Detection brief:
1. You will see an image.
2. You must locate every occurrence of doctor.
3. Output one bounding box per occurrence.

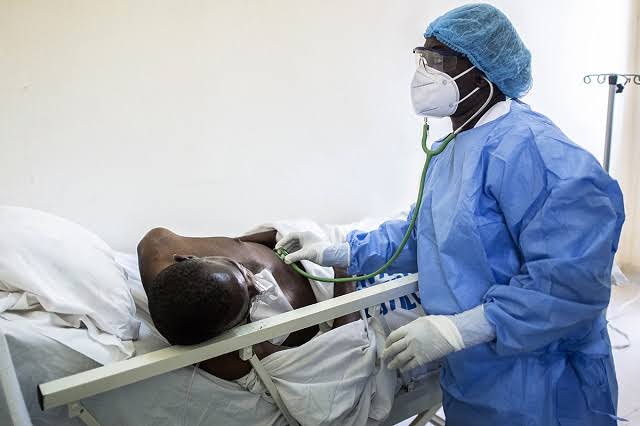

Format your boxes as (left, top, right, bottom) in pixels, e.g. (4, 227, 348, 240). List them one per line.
(276, 3, 625, 426)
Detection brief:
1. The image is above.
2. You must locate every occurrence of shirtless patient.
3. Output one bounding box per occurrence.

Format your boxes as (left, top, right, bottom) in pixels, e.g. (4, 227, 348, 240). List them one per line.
(137, 227, 358, 380)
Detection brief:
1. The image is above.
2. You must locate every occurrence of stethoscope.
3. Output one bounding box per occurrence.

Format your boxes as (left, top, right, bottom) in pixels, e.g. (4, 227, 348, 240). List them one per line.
(275, 77, 494, 283)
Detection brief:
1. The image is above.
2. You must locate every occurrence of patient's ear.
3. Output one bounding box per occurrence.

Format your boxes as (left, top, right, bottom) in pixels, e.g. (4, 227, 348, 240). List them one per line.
(173, 254, 197, 262)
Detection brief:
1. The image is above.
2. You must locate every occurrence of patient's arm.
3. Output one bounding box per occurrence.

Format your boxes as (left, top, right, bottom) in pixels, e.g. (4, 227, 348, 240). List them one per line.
(200, 341, 289, 380)
(331, 267, 360, 328)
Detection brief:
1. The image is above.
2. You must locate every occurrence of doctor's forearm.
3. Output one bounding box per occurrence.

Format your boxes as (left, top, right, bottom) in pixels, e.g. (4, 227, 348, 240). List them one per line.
(347, 230, 418, 275)
(450, 305, 496, 348)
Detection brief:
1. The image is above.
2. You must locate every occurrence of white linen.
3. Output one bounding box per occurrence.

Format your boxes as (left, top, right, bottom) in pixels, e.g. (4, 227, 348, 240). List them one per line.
(0, 206, 140, 364)
(113, 251, 164, 341)
(237, 317, 396, 426)
(1, 311, 135, 365)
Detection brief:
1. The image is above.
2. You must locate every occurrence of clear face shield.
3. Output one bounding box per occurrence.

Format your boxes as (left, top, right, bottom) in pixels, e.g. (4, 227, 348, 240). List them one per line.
(413, 46, 459, 73)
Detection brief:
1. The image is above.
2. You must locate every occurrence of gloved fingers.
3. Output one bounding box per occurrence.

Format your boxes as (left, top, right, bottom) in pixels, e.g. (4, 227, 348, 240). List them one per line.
(274, 236, 289, 250)
(399, 358, 420, 373)
(387, 348, 415, 371)
(385, 326, 409, 347)
(381, 336, 408, 361)
(283, 247, 314, 264)
(283, 251, 301, 264)
(275, 232, 302, 251)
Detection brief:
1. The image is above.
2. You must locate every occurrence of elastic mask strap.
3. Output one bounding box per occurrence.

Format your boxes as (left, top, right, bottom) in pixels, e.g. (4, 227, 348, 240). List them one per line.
(454, 86, 480, 107)
(452, 65, 476, 81)
(453, 78, 494, 135)
(451, 65, 479, 107)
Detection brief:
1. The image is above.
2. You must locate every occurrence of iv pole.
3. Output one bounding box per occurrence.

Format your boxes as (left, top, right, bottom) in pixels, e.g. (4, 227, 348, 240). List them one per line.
(583, 73, 640, 172)
(584, 73, 639, 349)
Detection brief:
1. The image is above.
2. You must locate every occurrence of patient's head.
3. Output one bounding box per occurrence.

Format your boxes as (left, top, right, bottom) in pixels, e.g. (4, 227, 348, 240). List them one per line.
(148, 255, 256, 345)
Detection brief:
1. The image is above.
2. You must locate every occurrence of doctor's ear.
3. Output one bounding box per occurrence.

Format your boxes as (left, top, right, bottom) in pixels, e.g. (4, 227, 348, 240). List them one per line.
(173, 254, 197, 262)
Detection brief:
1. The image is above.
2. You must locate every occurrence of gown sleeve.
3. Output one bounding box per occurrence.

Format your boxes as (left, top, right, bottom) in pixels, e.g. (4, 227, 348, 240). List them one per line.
(346, 207, 419, 276)
(482, 132, 625, 356)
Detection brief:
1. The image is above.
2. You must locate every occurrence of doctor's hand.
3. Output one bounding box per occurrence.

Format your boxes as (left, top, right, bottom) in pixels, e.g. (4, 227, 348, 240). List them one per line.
(382, 315, 466, 373)
(275, 231, 350, 268)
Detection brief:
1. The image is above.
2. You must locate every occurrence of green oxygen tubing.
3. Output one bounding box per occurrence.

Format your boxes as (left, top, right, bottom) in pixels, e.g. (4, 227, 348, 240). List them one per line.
(274, 119, 455, 283)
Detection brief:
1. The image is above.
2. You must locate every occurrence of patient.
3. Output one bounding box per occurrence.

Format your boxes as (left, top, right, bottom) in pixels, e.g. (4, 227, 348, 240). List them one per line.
(137, 227, 358, 380)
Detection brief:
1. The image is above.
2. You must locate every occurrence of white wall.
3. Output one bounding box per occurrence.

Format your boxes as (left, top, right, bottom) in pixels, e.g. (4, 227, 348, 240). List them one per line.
(1, 0, 637, 252)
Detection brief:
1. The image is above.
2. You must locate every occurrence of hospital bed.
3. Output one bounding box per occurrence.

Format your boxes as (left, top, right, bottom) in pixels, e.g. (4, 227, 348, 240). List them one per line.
(0, 208, 443, 426)
(27, 273, 442, 426)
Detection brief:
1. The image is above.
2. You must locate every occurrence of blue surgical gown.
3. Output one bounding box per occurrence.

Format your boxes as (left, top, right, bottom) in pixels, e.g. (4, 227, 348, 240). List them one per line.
(347, 100, 625, 426)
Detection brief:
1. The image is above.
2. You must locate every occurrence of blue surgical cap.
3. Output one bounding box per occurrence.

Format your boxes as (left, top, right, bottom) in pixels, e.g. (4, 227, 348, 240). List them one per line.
(425, 3, 532, 99)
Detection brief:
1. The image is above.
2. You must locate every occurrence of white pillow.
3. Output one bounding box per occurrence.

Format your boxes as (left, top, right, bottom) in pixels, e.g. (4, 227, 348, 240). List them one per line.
(0, 206, 139, 340)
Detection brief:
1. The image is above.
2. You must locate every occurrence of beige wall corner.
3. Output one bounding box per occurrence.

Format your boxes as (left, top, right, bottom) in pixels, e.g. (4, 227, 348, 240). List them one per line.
(615, 0, 640, 275)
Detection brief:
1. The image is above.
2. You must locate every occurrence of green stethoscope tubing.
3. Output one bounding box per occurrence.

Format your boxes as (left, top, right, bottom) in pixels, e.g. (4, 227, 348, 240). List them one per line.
(274, 121, 456, 283)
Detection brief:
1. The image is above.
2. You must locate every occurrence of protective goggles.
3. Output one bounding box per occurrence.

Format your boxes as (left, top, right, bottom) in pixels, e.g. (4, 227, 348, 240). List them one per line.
(413, 46, 459, 73)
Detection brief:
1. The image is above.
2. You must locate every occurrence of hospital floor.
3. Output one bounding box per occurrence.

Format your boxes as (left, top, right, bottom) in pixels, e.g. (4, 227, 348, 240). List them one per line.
(396, 281, 640, 425)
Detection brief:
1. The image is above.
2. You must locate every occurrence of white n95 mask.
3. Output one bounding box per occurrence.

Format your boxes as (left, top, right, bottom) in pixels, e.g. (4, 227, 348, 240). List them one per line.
(410, 64, 478, 117)
(249, 269, 294, 345)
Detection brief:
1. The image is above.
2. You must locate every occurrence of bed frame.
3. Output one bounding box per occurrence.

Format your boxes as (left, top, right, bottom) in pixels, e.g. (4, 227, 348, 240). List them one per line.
(38, 275, 443, 426)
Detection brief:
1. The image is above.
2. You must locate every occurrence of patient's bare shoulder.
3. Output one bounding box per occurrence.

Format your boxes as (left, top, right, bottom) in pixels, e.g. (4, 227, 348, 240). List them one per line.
(137, 227, 177, 291)
(137, 227, 176, 257)
(137, 227, 245, 289)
